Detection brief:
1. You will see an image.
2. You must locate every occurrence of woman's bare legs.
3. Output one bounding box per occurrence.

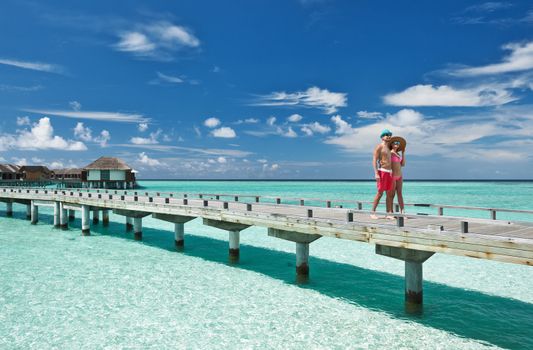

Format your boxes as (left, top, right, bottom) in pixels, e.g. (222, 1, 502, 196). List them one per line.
(396, 178, 404, 213)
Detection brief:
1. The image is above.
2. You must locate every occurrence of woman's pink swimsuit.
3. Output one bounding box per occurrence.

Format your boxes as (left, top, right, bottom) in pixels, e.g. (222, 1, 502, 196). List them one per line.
(391, 153, 403, 181)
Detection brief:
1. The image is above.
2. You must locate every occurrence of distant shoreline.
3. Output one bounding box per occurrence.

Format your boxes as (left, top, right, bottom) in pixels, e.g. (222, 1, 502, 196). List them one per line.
(137, 179, 533, 182)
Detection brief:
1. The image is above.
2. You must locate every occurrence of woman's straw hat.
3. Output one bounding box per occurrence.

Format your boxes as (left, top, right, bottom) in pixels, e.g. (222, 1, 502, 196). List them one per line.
(389, 136, 407, 151)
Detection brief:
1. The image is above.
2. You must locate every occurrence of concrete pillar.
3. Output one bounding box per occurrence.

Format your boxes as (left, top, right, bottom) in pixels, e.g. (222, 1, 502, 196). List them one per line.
(174, 223, 184, 247)
(26, 204, 31, 220)
(31, 201, 38, 225)
(126, 216, 133, 231)
(229, 230, 240, 259)
(59, 202, 68, 230)
(54, 201, 61, 228)
(92, 209, 99, 224)
(81, 205, 90, 236)
(60, 203, 68, 230)
(102, 210, 109, 226)
(375, 245, 434, 307)
(405, 261, 423, 304)
(69, 209, 75, 221)
(133, 217, 142, 240)
(6, 202, 13, 217)
(296, 242, 310, 276)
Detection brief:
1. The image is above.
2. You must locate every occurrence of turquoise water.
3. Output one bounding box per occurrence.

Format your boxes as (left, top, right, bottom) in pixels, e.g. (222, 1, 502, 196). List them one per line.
(1, 181, 532, 349)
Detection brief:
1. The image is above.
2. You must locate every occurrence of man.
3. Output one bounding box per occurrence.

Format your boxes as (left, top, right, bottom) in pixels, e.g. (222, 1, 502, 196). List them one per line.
(371, 129, 394, 219)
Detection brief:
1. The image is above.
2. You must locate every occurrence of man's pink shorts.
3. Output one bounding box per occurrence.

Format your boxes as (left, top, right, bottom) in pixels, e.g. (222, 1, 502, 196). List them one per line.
(377, 170, 394, 192)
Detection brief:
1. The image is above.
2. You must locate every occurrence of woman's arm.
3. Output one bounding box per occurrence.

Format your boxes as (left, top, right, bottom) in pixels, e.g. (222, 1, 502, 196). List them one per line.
(401, 150, 406, 167)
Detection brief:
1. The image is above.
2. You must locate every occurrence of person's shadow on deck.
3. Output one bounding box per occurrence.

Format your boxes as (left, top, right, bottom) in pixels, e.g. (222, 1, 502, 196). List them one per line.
(14, 210, 533, 350)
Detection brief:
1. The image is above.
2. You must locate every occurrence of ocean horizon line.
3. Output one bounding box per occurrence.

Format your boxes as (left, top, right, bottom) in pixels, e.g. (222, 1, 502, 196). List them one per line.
(137, 178, 533, 182)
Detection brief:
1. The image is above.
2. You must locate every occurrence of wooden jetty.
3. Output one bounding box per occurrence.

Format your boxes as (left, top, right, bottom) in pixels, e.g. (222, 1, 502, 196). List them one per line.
(1, 187, 532, 307)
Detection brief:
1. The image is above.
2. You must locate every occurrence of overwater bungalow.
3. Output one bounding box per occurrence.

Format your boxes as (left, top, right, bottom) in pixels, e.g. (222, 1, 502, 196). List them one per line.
(81, 156, 136, 189)
(20, 165, 52, 181)
(0, 164, 22, 180)
(51, 168, 82, 181)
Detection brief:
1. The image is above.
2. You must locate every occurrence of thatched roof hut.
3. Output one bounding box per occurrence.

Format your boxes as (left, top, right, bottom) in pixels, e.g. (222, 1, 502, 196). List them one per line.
(83, 157, 132, 170)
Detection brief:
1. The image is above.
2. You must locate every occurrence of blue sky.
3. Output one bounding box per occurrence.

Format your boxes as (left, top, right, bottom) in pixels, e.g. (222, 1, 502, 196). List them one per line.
(0, 0, 532, 179)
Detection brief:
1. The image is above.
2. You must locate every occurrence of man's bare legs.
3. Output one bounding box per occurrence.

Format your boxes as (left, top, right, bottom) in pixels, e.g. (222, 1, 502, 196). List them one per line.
(386, 181, 396, 219)
(371, 191, 383, 219)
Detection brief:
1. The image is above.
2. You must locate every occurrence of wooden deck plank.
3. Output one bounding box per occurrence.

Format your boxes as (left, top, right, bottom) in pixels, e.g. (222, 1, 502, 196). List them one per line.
(2, 189, 533, 266)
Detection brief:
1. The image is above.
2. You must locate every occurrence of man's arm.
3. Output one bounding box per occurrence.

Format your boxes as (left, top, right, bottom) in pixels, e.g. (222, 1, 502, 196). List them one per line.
(372, 145, 381, 179)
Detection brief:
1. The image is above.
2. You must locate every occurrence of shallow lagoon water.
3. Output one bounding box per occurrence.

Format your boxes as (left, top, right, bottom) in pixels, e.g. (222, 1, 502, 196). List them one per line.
(1, 181, 532, 349)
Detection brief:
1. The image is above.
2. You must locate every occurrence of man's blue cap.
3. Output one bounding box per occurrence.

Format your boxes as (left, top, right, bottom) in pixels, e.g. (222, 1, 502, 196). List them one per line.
(380, 129, 392, 138)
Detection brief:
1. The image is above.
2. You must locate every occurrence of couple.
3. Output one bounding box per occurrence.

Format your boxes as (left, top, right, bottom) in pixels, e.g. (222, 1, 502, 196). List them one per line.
(371, 129, 406, 219)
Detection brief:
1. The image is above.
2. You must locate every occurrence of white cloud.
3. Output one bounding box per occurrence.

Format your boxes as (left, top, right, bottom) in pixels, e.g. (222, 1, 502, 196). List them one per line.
(94, 130, 111, 147)
(153, 71, 184, 84)
(212, 127, 236, 138)
(150, 22, 200, 47)
(137, 152, 164, 167)
(114, 21, 200, 60)
(383, 84, 517, 107)
(453, 41, 533, 76)
(69, 101, 81, 111)
(23, 109, 150, 123)
(330, 115, 352, 135)
(284, 126, 298, 138)
(12, 157, 28, 166)
(266, 116, 277, 126)
(131, 129, 161, 145)
(31, 157, 44, 163)
(74, 122, 92, 141)
(193, 126, 202, 137)
(254, 86, 347, 114)
(287, 114, 303, 122)
(325, 107, 533, 162)
(0, 117, 86, 151)
(217, 156, 227, 163)
(115, 32, 156, 53)
(0, 84, 42, 92)
(204, 117, 221, 128)
(138, 123, 149, 132)
(300, 121, 331, 136)
(49, 161, 64, 169)
(118, 143, 252, 157)
(16, 116, 30, 126)
(235, 118, 259, 124)
(0, 58, 65, 74)
(73, 122, 110, 147)
(357, 111, 383, 119)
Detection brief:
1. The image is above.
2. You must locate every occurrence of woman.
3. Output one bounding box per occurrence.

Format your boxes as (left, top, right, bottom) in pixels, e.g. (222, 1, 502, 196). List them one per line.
(389, 136, 406, 214)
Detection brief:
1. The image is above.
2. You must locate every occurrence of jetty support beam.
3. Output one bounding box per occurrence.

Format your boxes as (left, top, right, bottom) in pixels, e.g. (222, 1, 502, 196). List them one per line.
(268, 228, 321, 276)
(53, 201, 61, 228)
(69, 209, 75, 221)
(126, 217, 133, 231)
(152, 213, 195, 248)
(203, 218, 250, 261)
(102, 210, 109, 226)
(31, 201, 38, 225)
(92, 208, 99, 224)
(81, 205, 90, 235)
(375, 244, 434, 305)
(113, 209, 151, 240)
(26, 204, 31, 220)
(60, 202, 68, 230)
(6, 201, 13, 217)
